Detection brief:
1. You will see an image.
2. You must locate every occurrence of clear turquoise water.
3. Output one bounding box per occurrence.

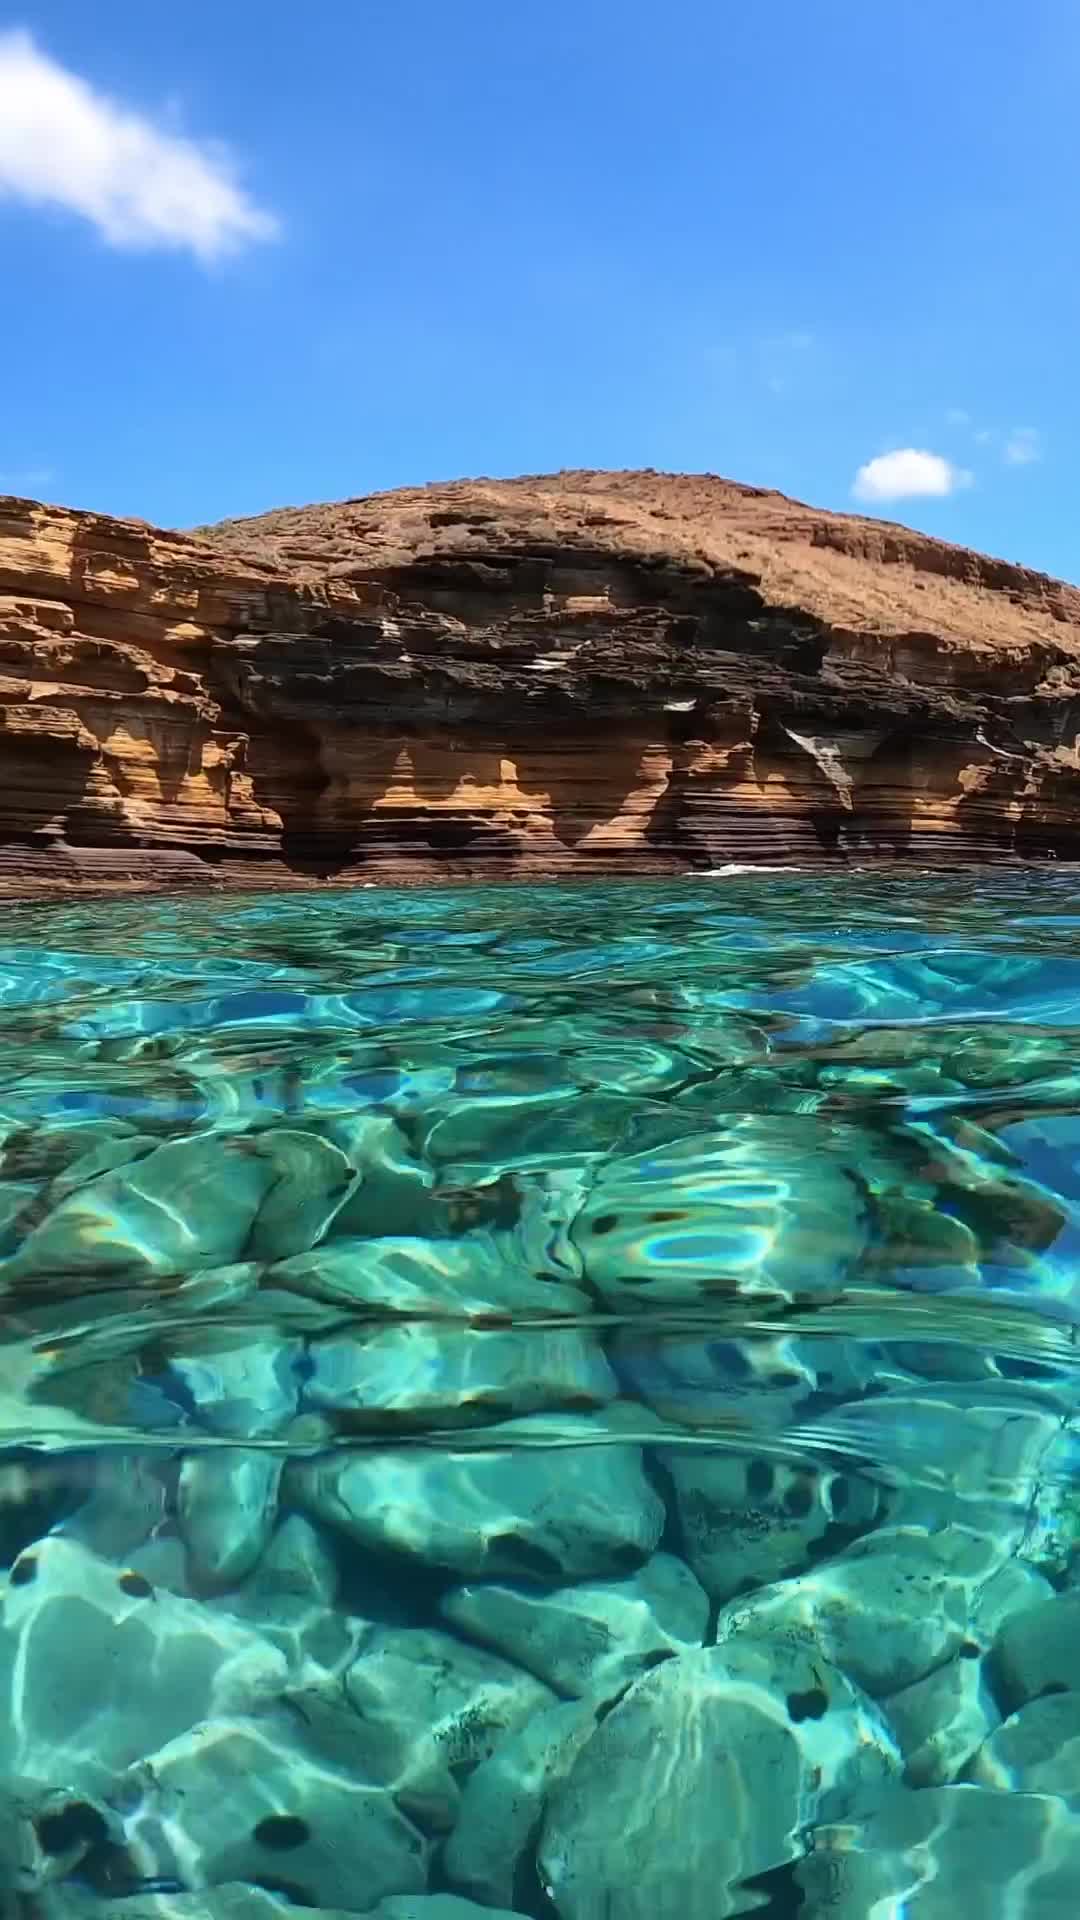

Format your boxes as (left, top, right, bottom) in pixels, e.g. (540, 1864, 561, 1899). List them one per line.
(6, 871, 1080, 1916)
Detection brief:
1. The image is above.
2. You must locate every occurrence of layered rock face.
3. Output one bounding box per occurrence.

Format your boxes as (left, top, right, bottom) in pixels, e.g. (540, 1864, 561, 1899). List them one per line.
(2, 468, 1080, 891)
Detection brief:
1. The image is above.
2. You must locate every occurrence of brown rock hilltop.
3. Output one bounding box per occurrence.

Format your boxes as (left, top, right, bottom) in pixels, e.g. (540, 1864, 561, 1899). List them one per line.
(2, 467, 1080, 893)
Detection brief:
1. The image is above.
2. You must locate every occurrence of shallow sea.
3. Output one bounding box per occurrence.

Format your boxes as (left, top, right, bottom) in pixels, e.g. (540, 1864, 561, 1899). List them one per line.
(5, 870, 1080, 1916)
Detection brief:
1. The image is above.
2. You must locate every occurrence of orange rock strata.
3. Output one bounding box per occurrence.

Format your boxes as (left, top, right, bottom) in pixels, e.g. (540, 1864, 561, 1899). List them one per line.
(1, 469, 1079, 892)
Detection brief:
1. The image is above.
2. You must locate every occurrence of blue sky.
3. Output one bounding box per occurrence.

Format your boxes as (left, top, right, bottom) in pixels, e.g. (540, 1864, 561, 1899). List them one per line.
(0, 1, 1075, 576)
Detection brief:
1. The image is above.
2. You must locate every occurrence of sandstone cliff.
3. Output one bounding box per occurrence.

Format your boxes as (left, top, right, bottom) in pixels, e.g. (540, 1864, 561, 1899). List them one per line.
(1, 468, 1080, 892)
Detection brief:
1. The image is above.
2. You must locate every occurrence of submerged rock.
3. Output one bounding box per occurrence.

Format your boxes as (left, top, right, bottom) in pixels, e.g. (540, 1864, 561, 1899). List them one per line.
(968, 1559, 1055, 1649)
(884, 1653, 1000, 1786)
(714, 1525, 1004, 1697)
(971, 1692, 1080, 1794)
(57, 1898, 523, 1920)
(441, 1552, 709, 1699)
(246, 1129, 357, 1259)
(571, 1121, 867, 1308)
(503, 1172, 588, 1288)
(270, 1233, 590, 1320)
(286, 1410, 666, 1580)
(444, 1699, 600, 1907)
(833, 1387, 1068, 1548)
(660, 1448, 878, 1601)
(246, 1512, 340, 1605)
(419, 1089, 651, 1183)
(288, 1625, 554, 1831)
(177, 1451, 282, 1592)
(58, 1453, 169, 1561)
(122, 1713, 428, 1912)
(0, 1537, 286, 1795)
(222, 1513, 351, 1671)
(867, 1188, 982, 1278)
(321, 1112, 444, 1239)
(359, 1900, 524, 1920)
(0, 1179, 39, 1254)
(989, 1589, 1080, 1710)
(0, 1778, 116, 1892)
(33, 1890, 362, 1920)
(796, 1784, 1080, 1916)
(539, 1638, 899, 1920)
(168, 1335, 301, 1437)
(59, 1897, 520, 1920)
(0, 1134, 276, 1280)
(611, 1327, 874, 1430)
(45, 1133, 159, 1204)
(304, 1321, 616, 1428)
(0, 1120, 143, 1186)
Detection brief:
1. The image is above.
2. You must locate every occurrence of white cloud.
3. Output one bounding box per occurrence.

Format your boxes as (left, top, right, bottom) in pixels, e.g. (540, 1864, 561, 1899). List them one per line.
(945, 407, 971, 427)
(1004, 427, 1042, 467)
(0, 29, 277, 261)
(852, 448, 973, 504)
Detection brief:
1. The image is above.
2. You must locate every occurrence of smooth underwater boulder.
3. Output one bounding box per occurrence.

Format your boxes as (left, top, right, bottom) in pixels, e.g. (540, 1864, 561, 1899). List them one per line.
(538, 1637, 900, 1920)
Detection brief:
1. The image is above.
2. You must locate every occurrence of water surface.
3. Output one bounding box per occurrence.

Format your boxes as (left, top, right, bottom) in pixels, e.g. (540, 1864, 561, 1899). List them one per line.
(4, 870, 1080, 1917)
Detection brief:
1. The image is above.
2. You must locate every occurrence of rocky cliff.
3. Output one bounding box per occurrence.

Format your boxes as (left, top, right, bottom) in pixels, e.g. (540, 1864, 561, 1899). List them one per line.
(2, 468, 1080, 892)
